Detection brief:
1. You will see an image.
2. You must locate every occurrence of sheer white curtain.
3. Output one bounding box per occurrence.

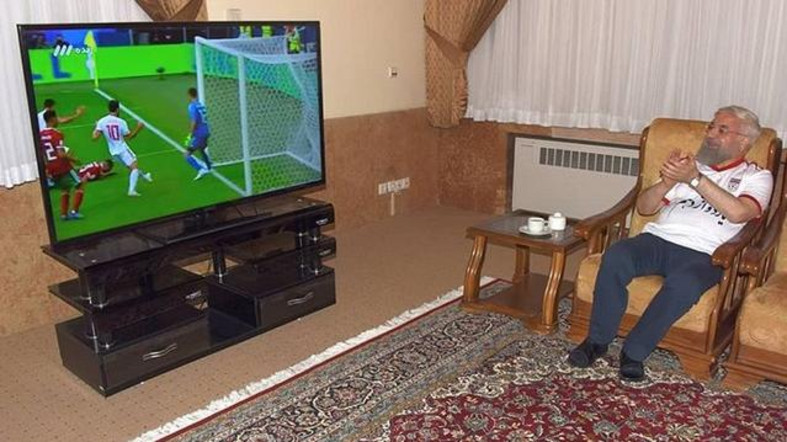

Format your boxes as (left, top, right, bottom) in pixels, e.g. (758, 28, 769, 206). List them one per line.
(467, 0, 787, 137)
(0, 0, 149, 188)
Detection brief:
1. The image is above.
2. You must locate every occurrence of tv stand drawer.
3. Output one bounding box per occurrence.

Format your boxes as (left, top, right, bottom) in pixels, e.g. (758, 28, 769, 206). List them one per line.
(258, 272, 335, 330)
(207, 268, 335, 331)
(56, 309, 210, 395)
(103, 314, 210, 389)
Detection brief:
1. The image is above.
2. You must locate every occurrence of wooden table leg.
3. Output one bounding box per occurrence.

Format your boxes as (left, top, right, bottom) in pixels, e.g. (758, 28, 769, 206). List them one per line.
(513, 245, 530, 283)
(537, 250, 567, 334)
(462, 235, 488, 303)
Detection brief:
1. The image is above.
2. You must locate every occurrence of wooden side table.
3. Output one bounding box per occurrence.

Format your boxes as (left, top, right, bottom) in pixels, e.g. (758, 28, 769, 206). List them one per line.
(461, 210, 585, 334)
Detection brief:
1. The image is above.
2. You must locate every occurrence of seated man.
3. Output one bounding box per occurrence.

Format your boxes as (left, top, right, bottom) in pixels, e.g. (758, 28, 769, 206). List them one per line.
(568, 106, 773, 381)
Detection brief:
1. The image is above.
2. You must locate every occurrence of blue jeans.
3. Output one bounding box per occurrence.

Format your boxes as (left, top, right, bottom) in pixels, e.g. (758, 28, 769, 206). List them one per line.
(588, 233, 723, 361)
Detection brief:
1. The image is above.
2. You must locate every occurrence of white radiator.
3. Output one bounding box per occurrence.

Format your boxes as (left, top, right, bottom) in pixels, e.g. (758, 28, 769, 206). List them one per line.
(511, 136, 639, 218)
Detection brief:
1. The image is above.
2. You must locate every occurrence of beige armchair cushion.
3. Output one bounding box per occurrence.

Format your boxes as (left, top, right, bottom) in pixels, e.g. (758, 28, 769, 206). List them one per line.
(737, 272, 787, 354)
(576, 253, 719, 333)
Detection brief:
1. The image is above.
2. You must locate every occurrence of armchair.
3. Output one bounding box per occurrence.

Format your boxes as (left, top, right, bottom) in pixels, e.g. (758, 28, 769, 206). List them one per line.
(723, 176, 787, 390)
(567, 118, 782, 380)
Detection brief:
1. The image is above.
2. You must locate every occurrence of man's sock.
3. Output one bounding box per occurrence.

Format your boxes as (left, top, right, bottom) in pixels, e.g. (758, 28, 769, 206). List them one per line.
(186, 155, 202, 171)
(60, 193, 69, 218)
(201, 149, 212, 170)
(129, 169, 140, 194)
(72, 189, 84, 212)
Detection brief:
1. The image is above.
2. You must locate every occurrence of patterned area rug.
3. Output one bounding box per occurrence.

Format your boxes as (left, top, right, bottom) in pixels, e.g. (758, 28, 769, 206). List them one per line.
(157, 280, 787, 441)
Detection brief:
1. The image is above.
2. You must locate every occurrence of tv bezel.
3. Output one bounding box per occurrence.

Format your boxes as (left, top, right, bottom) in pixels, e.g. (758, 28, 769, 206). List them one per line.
(17, 20, 327, 251)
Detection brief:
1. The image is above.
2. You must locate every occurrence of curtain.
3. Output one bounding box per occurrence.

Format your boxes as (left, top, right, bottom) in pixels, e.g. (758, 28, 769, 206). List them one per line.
(467, 0, 787, 138)
(134, 0, 207, 21)
(0, 1, 148, 189)
(424, 0, 508, 128)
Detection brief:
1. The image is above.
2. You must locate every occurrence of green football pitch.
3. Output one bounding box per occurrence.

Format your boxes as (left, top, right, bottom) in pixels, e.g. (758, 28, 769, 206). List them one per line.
(34, 74, 321, 242)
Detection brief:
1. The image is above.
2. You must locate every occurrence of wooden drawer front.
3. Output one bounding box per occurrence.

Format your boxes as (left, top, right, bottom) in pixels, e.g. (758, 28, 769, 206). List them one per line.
(103, 314, 210, 389)
(258, 272, 335, 330)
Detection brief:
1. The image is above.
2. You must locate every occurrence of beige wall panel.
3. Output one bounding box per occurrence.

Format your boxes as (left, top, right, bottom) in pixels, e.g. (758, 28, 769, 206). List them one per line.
(207, 0, 426, 118)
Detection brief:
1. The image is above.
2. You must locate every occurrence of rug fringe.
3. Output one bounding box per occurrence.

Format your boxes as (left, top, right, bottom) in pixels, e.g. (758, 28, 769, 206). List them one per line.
(133, 277, 494, 442)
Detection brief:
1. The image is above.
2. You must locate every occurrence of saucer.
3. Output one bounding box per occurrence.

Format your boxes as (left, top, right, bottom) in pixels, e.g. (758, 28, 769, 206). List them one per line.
(518, 225, 553, 236)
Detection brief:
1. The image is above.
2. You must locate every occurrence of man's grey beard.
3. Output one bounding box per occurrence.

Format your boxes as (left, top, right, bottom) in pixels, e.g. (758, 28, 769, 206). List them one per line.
(695, 140, 731, 166)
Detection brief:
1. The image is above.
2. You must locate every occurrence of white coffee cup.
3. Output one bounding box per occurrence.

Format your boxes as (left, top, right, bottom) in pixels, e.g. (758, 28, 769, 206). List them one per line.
(527, 217, 545, 233)
(549, 212, 566, 231)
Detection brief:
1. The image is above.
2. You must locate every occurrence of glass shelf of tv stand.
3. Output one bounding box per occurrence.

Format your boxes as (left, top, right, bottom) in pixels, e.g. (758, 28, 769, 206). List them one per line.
(42, 231, 164, 272)
(135, 195, 330, 245)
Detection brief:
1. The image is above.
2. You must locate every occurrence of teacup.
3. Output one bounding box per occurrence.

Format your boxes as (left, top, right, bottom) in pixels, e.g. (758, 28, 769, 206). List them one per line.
(527, 217, 546, 233)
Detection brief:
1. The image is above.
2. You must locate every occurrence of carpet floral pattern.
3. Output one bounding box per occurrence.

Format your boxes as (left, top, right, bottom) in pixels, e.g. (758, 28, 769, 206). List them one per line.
(169, 281, 787, 441)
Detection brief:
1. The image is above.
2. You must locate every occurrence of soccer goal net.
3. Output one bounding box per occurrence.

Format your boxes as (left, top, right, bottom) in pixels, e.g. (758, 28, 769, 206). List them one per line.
(194, 36, 322, 196)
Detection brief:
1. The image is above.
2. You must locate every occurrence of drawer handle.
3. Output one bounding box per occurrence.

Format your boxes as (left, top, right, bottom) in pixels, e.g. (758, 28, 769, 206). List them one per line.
(142, 343, 178, 361)
(287, 291, 315, 306)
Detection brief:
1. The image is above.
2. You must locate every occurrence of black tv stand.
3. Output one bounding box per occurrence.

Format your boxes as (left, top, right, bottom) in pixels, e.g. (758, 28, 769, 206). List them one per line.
(44, 196, 336, 396)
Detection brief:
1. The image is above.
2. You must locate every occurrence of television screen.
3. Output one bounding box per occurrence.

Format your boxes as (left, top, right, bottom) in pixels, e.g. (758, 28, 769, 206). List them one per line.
(17, 22, 325, 246)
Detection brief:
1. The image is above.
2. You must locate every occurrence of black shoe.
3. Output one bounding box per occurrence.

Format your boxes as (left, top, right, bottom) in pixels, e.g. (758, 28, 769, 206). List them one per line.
(619, 352, 645, 381)
(568, 339, 608, 368)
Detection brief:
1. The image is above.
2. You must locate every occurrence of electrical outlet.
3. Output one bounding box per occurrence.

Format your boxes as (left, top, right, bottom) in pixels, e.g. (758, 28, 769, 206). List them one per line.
(385, 178, 408, 193)
(379, 178, 409, 195)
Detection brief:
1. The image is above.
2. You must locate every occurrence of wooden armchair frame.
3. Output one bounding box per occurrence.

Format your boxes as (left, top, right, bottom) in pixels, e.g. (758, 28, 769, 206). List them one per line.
(567, 120, 782, 380)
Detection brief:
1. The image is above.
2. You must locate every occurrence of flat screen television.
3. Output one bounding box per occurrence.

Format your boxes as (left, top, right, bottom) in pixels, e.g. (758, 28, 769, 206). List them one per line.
(17, 21, 325, 248)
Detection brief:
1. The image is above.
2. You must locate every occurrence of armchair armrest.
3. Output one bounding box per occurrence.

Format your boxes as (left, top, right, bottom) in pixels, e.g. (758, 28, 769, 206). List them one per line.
(712, 218, 764, 268)
(741, 206, 787, 276)
(574, 185, 639, 240)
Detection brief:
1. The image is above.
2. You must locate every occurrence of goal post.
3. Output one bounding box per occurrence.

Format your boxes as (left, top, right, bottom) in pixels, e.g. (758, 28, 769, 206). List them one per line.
(194, 36, 321, 196)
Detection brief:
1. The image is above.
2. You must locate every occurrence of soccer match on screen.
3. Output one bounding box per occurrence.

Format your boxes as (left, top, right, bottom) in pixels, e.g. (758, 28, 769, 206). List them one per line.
(23, 23, 323, 242)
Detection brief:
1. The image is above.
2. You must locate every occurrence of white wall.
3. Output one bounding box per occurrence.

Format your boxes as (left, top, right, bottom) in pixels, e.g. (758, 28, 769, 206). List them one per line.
(207, 0, 426, 119)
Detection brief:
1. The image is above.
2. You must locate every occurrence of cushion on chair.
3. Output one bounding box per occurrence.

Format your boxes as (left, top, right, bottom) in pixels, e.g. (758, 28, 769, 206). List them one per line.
(737, 271, 787, 354)
(576, 253, 719, 333)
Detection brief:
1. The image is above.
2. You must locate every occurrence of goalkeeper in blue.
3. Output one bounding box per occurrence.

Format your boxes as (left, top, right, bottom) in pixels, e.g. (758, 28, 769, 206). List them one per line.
(185, 87, 212, 180)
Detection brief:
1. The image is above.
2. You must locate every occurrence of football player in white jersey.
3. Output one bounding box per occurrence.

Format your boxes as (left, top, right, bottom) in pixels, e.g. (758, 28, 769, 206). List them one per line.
(92, 100, 152, 196)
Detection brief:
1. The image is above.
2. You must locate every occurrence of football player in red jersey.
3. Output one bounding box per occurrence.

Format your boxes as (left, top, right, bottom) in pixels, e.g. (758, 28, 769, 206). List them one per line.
(40, 110, 85, 220)
(78, 159, 113, 182)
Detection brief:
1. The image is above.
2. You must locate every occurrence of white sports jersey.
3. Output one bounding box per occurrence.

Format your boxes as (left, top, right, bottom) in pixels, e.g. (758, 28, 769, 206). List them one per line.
(642, 159, 773, 255)
(37, 109, 46, 131)
(95, 114, 131, 155)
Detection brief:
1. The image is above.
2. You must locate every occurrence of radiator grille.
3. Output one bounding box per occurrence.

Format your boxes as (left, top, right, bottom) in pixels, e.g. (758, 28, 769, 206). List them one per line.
(538, 147, 639, 176)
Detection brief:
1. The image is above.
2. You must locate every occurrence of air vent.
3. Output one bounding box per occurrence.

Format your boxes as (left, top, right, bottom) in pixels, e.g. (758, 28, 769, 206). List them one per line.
(539, 147, 639, 176)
